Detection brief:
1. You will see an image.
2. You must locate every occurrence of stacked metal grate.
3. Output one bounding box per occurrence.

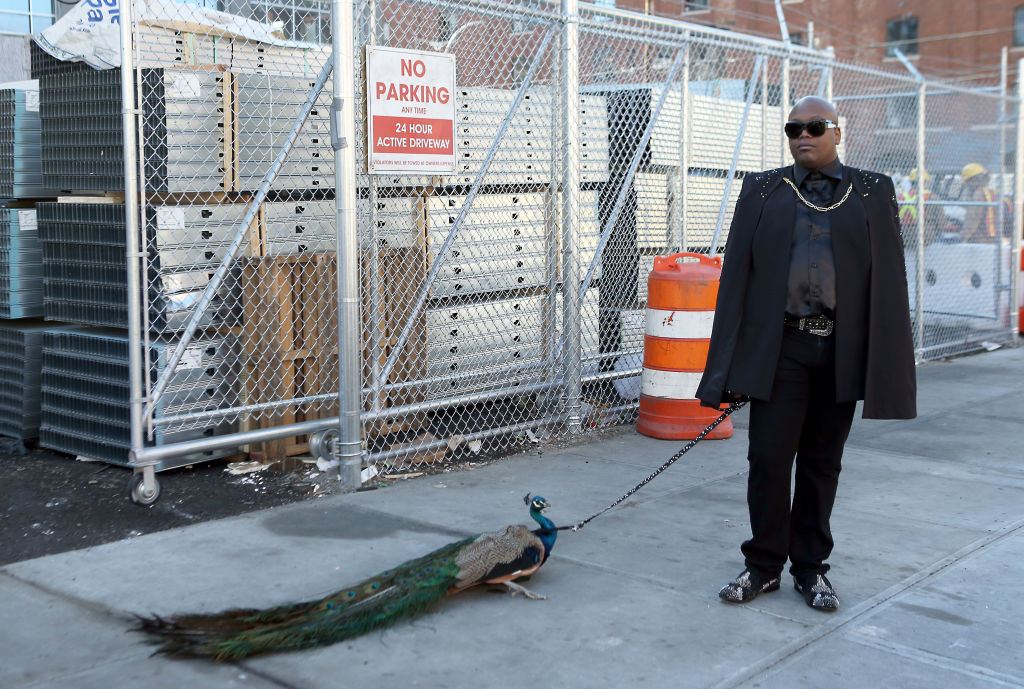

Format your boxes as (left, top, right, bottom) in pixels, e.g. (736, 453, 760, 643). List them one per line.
(0, 320, 48, 440)
(439, 88, 610, 187)
(29, 42, 92, 80)
(1, 82, 53, 199)
(39, 67, 231, 193)
(40, 327, 240, 467)
(37, 202, 241, 331)
(235, 72, 334, 193)
(0, 207, 43, 318)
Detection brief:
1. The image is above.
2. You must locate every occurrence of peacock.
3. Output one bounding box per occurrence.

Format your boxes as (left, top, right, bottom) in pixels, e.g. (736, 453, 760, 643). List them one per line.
(138, 494, 557, 661)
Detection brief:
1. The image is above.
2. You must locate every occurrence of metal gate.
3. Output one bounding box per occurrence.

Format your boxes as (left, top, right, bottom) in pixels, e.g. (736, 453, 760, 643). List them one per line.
(112, 0, 1020, 489)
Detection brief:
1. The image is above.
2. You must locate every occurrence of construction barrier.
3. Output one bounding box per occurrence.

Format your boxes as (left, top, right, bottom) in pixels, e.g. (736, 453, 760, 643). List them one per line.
(638, 253, 732, 440)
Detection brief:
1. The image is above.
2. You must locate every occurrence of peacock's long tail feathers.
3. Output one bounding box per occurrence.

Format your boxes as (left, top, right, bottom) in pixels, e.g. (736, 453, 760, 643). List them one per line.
(139, 536, 475, 661)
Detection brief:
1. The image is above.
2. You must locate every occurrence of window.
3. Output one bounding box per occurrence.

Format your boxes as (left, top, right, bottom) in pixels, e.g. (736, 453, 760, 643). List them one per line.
(1015, 6, 1024, 46)
(0, 0, 54, 35)
(685, 0, 710, 10)
(789, 31, 804, 46)
(886, 15, 918, 57)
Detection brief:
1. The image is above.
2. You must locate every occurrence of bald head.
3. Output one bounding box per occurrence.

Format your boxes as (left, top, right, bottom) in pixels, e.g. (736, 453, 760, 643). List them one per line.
(789, 96, 838, 122)
(787, 96, 841, 170)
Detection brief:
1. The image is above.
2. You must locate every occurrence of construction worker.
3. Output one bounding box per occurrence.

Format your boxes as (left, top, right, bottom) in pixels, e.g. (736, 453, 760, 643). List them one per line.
(897, 169, 936, 246)
(960, 163, 1001, 243)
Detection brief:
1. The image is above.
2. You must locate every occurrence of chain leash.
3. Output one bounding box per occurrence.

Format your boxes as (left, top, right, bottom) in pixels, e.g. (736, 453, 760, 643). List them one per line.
(781, 177, 853, 212)
(557, 400, 748, 533)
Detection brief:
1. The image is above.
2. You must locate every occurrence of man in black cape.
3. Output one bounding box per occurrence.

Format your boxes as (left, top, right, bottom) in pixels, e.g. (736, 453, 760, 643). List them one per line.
(696, 96, 917, 612)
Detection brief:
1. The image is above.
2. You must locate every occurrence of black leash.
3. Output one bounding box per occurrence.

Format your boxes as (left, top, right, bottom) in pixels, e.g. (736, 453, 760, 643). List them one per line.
(556, 400, 747, 533)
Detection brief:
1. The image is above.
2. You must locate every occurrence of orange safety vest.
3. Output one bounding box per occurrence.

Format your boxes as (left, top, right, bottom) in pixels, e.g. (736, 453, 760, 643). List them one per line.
(979, 187, 998, 238)
(898, 188, 931, 225)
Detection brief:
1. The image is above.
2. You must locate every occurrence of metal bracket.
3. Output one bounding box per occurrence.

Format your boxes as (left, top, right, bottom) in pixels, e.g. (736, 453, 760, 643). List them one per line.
(330, 96, 347, 151)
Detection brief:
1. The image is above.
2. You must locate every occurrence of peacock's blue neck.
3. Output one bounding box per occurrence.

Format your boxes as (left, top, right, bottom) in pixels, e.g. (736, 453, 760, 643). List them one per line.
(530, 508, 557, 553)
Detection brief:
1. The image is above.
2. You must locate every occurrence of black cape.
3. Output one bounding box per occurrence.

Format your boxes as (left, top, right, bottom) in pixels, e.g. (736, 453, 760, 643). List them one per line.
(696, 164, 917, 420)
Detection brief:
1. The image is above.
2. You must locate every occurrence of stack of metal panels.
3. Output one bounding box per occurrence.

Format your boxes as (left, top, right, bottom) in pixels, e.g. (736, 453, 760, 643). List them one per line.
(39, 67, 230, 193)
(262, 196, 418, 254)
(0, 207, 42, 318)
(555, 287, 601, 377)
(40, 327, 240, 467)
(37, 202, 242, 331)
(438, 88, 611, 187)
(684, 174, 741, 249)
(1, 81, 53, 198)
(687, 94, 788, 172)
(425, 192, 549, 298)
(555, 188, 602, 281)
(577, 93, 612, 184)
(0, 320, 48, 439)
(235, 73, 333, 193)
(423, 293, 547, 398)
(29, 42, 91, 80)
(634, 172, 674, 249)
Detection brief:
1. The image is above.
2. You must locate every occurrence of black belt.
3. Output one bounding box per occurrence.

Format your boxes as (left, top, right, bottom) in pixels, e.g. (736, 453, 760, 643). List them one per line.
(784, 314, 834, 336)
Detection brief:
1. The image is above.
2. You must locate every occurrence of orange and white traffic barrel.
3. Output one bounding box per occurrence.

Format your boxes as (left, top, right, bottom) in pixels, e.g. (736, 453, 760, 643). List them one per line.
(637, 252, 733, 440)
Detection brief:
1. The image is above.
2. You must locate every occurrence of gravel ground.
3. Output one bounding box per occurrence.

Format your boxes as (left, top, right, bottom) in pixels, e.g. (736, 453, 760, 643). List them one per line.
(0, 446, 337, 566)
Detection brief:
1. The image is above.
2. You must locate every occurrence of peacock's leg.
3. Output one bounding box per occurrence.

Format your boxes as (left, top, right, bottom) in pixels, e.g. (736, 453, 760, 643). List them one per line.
(503, 581, 547, 600)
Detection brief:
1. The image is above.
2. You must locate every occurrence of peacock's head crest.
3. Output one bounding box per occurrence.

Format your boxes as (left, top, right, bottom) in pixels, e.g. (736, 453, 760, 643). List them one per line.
(523, 493, 550, 512)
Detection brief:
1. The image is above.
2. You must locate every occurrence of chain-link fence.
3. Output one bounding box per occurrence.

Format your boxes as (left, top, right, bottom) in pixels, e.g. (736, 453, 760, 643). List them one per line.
(108, 0, 1019, 479)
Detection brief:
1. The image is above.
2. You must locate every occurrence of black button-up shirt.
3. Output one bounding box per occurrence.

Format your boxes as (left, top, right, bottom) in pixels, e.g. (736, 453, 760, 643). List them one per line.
(786, 158, 842, 318)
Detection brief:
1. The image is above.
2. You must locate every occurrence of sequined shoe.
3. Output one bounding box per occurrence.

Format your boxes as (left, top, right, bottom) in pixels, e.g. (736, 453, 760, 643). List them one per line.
(718, 568, 781, 603)
(794, 573, 840, 612)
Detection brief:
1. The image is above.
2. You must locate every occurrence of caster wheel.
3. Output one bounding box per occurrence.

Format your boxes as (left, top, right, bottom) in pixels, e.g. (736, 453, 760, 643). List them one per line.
(308, 428, 339, 462)
(129, 472, 161, 506)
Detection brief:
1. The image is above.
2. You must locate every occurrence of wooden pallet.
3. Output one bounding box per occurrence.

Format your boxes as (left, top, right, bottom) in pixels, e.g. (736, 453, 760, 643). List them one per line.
(240, 253, 336, 460)
(361, 245, 428, 437)
(238, 245, 430, 460)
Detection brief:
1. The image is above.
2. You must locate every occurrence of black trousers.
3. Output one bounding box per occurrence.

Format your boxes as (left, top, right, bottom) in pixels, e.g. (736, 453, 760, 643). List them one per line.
(742, 326, 857, 579)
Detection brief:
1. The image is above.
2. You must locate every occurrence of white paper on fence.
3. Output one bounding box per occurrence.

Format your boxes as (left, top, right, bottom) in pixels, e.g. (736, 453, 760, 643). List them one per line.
(34, 0, 308, 70)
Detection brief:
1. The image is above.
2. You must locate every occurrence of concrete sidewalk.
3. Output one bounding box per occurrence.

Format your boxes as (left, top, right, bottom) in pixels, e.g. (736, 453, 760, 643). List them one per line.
(3, 346, 1023, 689)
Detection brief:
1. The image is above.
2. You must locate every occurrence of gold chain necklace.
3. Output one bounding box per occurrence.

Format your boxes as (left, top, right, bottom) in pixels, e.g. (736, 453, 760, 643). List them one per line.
(782, 177, 853, 212)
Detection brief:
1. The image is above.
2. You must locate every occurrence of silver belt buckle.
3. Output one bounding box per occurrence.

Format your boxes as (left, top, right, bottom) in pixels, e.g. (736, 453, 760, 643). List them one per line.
(800, 316, 833, 337)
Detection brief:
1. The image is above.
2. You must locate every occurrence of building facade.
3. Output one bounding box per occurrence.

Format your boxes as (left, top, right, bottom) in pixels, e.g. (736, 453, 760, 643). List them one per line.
(619, 0, 1024, 87)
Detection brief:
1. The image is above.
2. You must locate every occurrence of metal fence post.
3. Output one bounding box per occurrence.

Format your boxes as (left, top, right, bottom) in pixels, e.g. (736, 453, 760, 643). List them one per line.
(120, 0, 154, 491)
(333, 0, 363, 488)
(781, 52, 790, 161)
(914, 80, 926, 359)
(674, 35, 689, 252)
(998, 48, 1009, 329)
(561, 0, 582, 433)
(366, 1, 385, 415)
(1013, 59, 1024, 339)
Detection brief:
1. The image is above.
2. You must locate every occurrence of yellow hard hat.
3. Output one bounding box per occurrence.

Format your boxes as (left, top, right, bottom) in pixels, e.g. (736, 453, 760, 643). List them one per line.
(961, 163, 987, 183)
(909, 168, 931, 184)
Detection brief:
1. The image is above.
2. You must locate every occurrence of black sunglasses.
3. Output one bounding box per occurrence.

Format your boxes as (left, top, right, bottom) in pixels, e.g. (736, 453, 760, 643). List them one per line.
(784, 119, 838, 139)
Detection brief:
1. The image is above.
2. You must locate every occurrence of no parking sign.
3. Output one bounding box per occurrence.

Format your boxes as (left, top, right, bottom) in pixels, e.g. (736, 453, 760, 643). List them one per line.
(366, 46, 456, 174)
